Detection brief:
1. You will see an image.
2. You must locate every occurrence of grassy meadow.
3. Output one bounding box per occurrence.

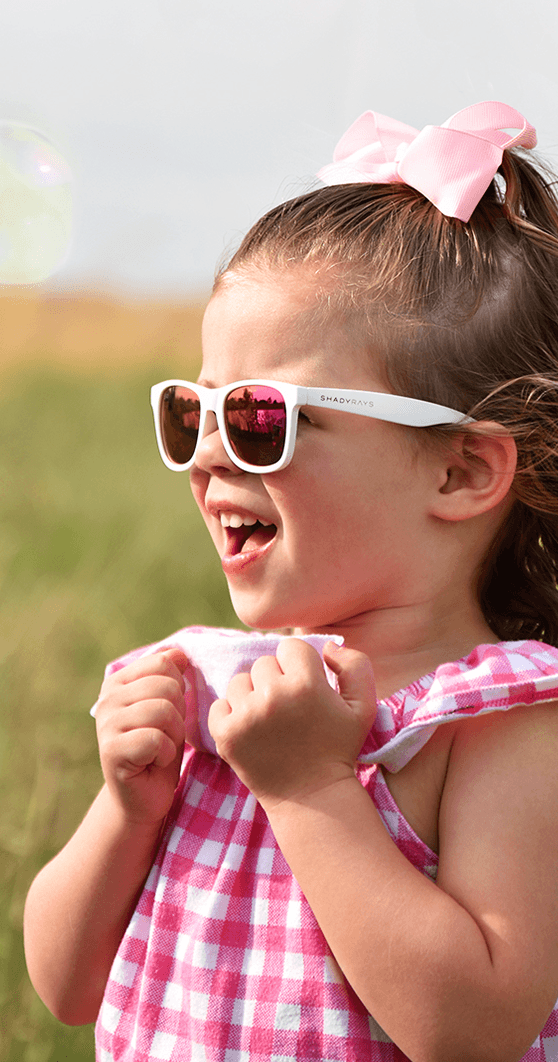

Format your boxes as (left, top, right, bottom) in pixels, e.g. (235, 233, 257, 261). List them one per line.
(0, 294, 238, 1061)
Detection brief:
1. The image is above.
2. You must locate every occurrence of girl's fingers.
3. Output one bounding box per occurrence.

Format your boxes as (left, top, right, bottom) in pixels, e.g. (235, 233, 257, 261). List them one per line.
(275, 637, 326, 680)
(109, 727, 179, 777)
(322, 642, 375, 693)
(106, 648, 190, 692)
(101, 700, 185, 750)
(97, 650, 195, 721)
(225, 670, 254, 705)
(208, 697, 232, 743)
(322, 641, 377, 723)
(112, 675, 187, 714)
(209, 696, 232, 721)
(249, 653, 284, 685)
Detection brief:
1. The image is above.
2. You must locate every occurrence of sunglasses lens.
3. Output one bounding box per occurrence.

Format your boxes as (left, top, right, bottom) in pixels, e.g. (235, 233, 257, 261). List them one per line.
(160, 386, 200, 466)
(225, 385, 287, 467)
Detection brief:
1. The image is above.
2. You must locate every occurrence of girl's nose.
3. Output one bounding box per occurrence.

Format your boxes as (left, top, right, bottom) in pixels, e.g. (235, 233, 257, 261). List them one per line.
(193, 411, 242, 476)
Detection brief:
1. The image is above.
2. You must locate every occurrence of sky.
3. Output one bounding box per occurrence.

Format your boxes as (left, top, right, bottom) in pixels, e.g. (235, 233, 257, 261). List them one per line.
(1, 0, 558, 297)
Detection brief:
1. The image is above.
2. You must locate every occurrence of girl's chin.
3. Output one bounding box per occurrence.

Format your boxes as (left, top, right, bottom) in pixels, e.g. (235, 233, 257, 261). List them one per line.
(228, 591, 293, 632)
(230, 604, 287, 632)
(228, 592, 327, 634)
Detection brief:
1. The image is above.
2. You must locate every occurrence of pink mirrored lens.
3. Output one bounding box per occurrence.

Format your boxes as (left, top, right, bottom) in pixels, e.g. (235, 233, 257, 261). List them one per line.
(225, 385, 286, 466)
(160, 386, 200, 465)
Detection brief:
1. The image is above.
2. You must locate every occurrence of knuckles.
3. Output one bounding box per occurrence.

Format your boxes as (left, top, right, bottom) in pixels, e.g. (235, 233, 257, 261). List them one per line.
(96, 697, 184, 746)
(100, 650, 187, 693)
(147, 699, 184, 734)
(224, 652, 332, 723)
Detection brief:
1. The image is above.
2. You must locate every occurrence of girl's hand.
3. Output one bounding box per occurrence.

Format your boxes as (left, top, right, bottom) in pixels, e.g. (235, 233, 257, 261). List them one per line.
(95, 647, 196, 826)
(208, 639, 376, 811)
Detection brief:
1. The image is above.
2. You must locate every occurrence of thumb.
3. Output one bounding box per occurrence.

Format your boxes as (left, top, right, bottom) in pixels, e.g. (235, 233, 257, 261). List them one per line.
(207, 697, 234, 758)
(159, 646, 190, 671)
(323, 642, 376, 723)
(158, 647, 193, 696)
(159, 647, 202, 748)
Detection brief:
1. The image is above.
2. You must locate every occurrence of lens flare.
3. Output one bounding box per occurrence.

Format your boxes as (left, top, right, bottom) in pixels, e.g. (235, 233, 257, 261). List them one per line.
(0, 121, 73, 284)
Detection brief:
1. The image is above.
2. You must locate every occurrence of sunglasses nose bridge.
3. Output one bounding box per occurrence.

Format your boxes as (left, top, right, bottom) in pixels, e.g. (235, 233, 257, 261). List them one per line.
(192, 407, 242, 475)
(195, 384, 219, 442)
(199, 406, 216, 435)
(196, 408, 221, 452)
(197, 388, 224, 444)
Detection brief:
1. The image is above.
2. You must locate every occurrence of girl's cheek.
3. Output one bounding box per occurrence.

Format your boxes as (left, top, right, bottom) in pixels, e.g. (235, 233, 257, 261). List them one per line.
(189, 468, 208, 513)
(189, 473, 223, 552)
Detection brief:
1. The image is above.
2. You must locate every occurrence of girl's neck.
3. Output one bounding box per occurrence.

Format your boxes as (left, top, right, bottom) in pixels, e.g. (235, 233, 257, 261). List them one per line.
(296, 597, 500, 702)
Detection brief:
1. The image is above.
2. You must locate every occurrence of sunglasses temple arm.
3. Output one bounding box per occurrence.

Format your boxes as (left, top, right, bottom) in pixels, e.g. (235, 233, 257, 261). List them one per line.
(303, 387, 472, 427)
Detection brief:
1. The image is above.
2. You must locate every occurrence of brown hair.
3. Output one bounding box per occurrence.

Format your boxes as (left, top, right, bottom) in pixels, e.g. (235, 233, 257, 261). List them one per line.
(216, 151, 558, 646)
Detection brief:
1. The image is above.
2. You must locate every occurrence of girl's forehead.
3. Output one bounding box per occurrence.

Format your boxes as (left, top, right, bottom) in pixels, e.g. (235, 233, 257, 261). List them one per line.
(201, 269, 383, 388)
(205, 268, 324, 325)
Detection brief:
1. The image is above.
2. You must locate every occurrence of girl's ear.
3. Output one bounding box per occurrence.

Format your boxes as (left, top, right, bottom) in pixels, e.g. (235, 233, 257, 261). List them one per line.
(430, 424, 517, 522)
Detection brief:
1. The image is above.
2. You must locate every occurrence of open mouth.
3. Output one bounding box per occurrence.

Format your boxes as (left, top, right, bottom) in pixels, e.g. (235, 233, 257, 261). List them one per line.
(226, 520, 277, 556)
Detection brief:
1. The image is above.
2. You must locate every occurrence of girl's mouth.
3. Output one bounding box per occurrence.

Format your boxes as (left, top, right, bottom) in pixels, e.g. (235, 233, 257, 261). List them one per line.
(225, 520, 277, 555)
(219, 512, 277, 556)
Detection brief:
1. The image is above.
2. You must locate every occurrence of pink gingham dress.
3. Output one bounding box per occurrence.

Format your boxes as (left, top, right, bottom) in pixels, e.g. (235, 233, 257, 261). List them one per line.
(93, 628, 558, 1062)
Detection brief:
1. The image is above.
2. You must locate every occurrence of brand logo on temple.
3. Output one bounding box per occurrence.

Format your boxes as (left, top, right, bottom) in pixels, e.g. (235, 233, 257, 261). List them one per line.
(320, 394, 375, 407)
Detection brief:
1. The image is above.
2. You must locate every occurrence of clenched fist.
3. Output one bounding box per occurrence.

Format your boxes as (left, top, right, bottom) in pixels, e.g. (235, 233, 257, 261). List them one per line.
(94, 648, 196, 827)
(209, 639, 376, 812)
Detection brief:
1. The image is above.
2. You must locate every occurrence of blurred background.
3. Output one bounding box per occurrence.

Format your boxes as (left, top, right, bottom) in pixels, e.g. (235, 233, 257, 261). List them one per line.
(2, 1, 558, 1058)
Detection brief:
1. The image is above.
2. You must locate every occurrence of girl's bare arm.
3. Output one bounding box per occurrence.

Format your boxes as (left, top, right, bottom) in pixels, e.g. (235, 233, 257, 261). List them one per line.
(24, 784, 164, 1024)
(210, 640, 558, 1062)
(24, 648, 191, 1025)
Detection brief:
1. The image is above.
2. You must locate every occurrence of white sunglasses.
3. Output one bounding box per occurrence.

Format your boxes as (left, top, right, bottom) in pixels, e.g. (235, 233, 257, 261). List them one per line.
(150, 379, 472, 474)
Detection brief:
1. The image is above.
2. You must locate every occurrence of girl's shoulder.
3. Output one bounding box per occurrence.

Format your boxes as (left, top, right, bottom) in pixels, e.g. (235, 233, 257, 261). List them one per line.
(360, 639, 558, 773)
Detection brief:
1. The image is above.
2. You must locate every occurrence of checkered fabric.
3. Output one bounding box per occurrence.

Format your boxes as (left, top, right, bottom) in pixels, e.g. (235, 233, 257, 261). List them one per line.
(94, 632, 558, 1061)
(359, 640, 558, 773)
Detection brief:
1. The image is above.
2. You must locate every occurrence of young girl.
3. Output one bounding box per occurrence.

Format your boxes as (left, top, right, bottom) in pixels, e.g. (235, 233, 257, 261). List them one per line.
(24, 101, 558, 1062)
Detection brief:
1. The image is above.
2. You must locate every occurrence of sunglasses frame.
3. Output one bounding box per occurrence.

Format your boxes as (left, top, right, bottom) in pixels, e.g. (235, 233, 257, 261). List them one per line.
(150, 379, 473, 474)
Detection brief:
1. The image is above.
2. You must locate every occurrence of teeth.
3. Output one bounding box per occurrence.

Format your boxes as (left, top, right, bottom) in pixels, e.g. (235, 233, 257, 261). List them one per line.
(220, 512, 258, 528)
(219, 512, 273, 529)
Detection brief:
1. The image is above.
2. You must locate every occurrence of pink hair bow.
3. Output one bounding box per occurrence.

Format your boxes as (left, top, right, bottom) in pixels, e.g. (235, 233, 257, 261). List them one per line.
(317, 101, 537, 222)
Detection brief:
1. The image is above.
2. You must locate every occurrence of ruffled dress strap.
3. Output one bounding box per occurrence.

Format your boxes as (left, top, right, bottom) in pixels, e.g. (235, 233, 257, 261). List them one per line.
(358, 640, 558, 773)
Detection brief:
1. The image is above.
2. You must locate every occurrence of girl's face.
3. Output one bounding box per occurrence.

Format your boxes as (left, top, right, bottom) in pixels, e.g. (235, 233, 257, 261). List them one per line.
(189, 268, 441, 635)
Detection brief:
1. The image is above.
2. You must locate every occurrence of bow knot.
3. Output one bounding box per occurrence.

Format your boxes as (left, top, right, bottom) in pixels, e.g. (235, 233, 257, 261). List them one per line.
(318, 102, 537, 222)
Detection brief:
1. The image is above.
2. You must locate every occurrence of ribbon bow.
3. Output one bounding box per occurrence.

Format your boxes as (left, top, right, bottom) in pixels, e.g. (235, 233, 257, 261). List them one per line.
(317, 101, 537, 222)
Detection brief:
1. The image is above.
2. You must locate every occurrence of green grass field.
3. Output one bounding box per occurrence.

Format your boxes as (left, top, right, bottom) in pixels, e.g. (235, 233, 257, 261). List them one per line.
(0, 358, 238, 1061)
